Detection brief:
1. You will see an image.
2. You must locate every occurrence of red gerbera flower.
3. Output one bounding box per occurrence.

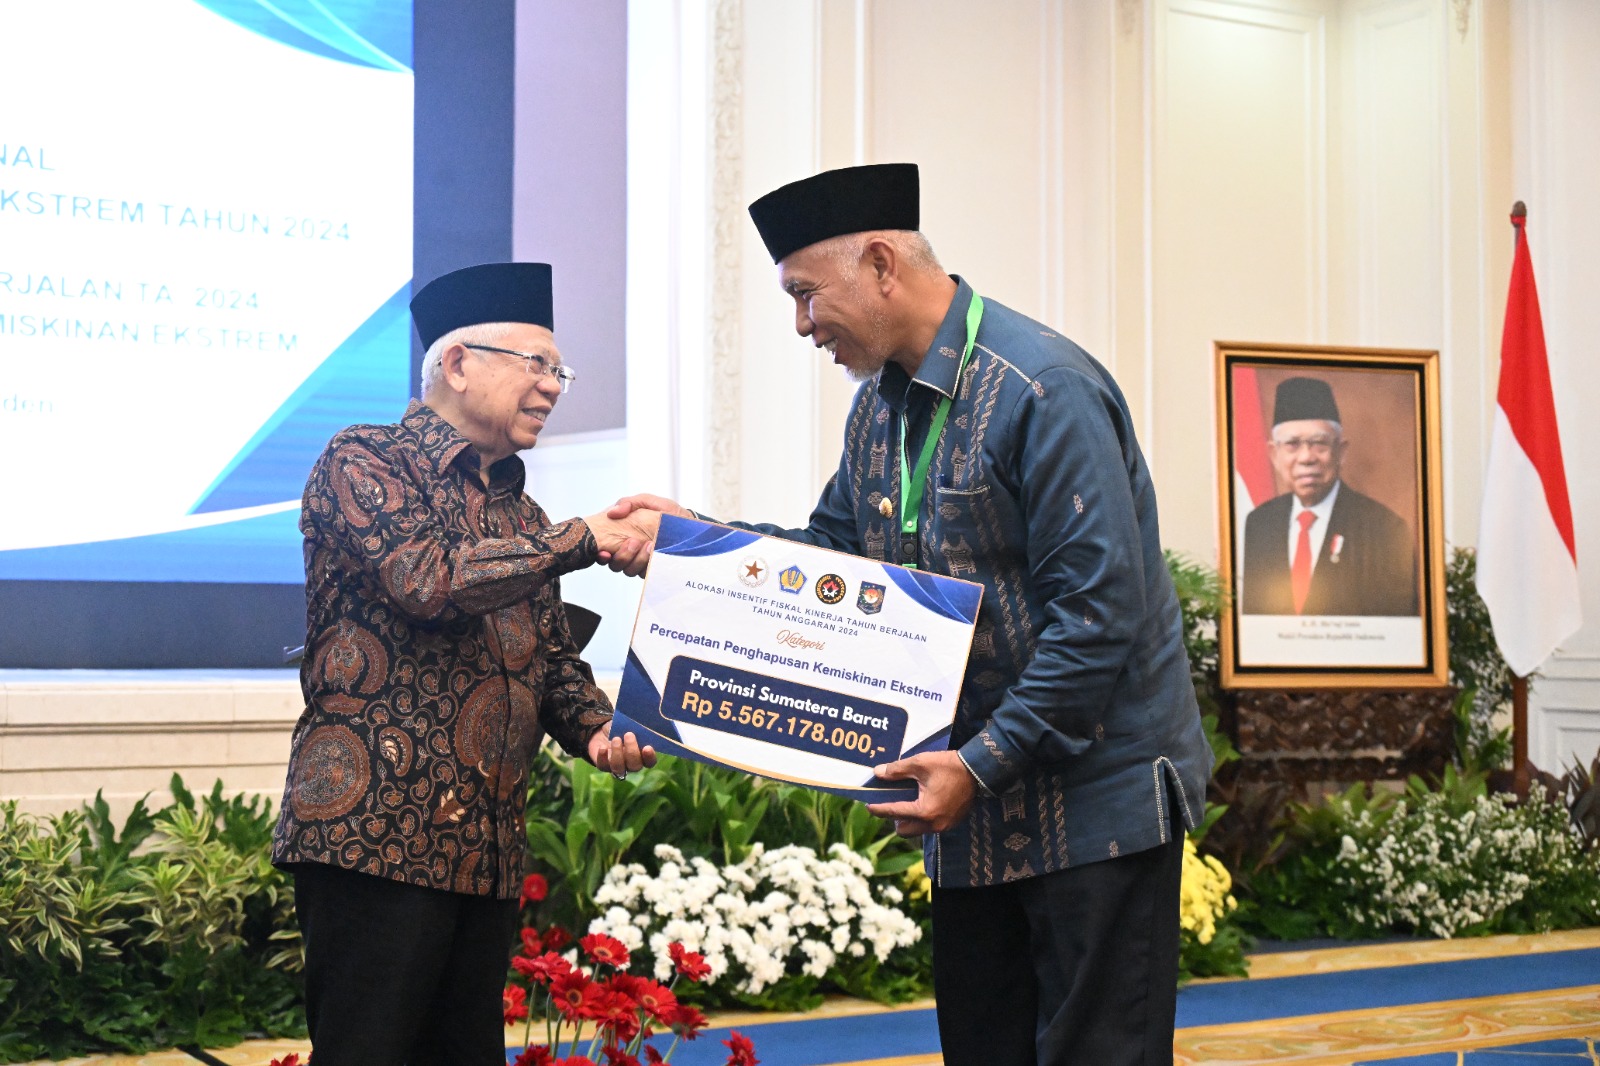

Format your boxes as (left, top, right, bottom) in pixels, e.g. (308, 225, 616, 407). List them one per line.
(670, 1003, 709, 1039)
(555, 1057, 597, 1066)
(612, 1009, 644, 1045)
(268, 1056, 301, 1066)
(580, 932, 631, 969)
(643, 1047, 665, 1066)
(513, 1047, 554, 1066)
(627, 978, 679, 1027)
(522, 873, 549, 904)
(503, 983, 529, 1025)
(589, 986, 639, 1028)
(521, 927, 545, 957)
(602, 1045, 641, 1066)
(668, 942, 713, 983)
(549, 969, 599, 1019)
(722, 1031, 759, 1066)
(513, 950, 574, 985)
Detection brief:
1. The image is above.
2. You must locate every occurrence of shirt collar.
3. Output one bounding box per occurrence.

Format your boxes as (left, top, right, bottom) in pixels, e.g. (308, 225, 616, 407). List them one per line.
(877, 275, 976, 411)
(401, 399, 527, 494)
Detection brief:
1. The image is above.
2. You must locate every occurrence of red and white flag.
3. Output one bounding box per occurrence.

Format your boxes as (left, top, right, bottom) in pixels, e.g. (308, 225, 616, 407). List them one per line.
(1476, 205, 1581, 677)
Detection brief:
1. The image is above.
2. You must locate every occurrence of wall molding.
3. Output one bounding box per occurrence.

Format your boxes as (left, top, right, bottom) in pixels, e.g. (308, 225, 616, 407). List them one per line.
(706, 0, 744, 518)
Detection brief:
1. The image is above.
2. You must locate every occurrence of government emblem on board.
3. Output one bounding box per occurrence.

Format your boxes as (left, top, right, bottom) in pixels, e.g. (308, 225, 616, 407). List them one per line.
(778, 566, 806, 594)
(738, 556, 769, 587)
(856, 581, 885, 615)
(815, 573, 847, 605)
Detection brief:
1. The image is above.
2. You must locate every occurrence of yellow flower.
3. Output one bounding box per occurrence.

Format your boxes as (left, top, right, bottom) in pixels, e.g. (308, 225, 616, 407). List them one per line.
(1179, 837, 1237, 945)
(904, 856, 932, 902)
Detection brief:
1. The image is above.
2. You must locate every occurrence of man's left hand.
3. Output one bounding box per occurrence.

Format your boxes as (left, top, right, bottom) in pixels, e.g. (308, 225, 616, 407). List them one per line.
(866, 751, 977, 837)
(588, 723, 658, 779)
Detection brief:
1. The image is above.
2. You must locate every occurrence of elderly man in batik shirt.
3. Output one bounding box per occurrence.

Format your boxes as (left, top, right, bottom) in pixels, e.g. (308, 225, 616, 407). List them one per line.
(271, 262, 656, 1066)
(607, 166, 1212, 1065)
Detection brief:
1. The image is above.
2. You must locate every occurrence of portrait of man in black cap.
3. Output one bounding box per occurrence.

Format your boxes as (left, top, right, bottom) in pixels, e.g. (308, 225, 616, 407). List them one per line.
(1240, 375, 1420, 616)
(603, 164, 1213, 1065)
(270, 262, 657, 1066)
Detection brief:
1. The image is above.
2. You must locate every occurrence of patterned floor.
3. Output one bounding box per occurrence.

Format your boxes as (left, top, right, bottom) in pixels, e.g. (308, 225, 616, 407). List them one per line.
(22, 928, 1600, 1065)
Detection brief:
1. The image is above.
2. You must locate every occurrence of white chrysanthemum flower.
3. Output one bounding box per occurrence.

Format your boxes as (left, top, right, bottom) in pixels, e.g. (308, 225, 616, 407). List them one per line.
(582, 840, 926, 997)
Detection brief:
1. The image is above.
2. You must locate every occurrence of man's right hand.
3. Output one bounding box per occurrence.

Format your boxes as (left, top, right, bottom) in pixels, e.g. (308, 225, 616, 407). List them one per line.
(607, 494, 694, 522)
(594, 494, 693, 575)
(584, 508, 662, 577)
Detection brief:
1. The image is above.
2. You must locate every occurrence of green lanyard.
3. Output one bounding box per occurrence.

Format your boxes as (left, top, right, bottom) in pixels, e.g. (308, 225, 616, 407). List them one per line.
(896, 292, 984, 569)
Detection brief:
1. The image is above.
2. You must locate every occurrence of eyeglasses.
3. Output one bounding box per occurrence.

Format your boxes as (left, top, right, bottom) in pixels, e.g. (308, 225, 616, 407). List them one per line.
(463, 344, 577, 393)
(1271, 435, 1341, 456)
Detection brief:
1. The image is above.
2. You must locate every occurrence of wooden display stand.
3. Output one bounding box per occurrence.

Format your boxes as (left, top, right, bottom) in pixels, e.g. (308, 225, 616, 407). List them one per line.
(1230, 687, 1457, 790)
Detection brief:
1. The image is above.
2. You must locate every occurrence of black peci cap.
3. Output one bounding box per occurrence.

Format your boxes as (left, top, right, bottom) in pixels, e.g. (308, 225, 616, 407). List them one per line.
(747, 163, 920, 263)
(1272, 376, 1341, 426)
(409, 262, 553, 349)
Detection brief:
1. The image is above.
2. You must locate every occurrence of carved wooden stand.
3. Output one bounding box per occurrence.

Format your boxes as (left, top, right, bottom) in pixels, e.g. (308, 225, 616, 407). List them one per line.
(1231, 687, 1457, 790)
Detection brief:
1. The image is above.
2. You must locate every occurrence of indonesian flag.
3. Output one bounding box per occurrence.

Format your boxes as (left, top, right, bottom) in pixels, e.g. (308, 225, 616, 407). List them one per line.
(1232, 366, 1276, 509)
(1476, 205, 1582, 677)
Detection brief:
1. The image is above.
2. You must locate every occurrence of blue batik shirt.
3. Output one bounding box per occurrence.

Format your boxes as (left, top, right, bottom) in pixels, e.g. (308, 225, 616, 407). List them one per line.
(731, 278, 1213, 888)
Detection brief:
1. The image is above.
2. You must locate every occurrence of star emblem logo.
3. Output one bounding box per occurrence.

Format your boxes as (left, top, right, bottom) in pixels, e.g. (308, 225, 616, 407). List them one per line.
(737, 556, 769, 587)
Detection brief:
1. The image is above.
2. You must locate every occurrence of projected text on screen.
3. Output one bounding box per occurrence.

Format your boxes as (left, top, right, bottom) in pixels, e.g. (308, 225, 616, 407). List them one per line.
(0, 0, 414, 584)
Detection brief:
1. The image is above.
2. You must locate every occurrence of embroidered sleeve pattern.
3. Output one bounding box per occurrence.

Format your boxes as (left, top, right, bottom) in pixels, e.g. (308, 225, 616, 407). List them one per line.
(317, 434, 597, 621)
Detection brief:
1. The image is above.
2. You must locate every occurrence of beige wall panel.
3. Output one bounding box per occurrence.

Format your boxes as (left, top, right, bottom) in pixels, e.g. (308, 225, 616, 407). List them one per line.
(1442, 0, 1509, 549)
(2, 675, 622, 820)
(1152, 0, 1329, 557)
(3, 729, 235, 773)
(1513, 0, 1600, 769)
(1350, 0, 1442, 348)
(737, 2, 834, 526)
(1059, 0, 1118, 373)
(866, 1, 1056, 326)
(4, 767, 290, 822)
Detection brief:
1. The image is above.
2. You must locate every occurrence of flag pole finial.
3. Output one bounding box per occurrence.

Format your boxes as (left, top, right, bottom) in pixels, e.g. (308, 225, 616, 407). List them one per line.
(1512, 200, 1527, 223)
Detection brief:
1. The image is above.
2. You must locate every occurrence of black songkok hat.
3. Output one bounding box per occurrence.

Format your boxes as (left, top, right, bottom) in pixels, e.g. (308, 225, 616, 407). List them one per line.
(409, 262, 553, 349)
(1273, 376, 1341, 426)
(747, 163, 920, 263)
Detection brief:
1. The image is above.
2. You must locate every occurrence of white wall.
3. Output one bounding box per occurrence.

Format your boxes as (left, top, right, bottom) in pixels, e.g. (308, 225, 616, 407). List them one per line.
(623, 0, 1598, 771)
(8, 0, 1596, 821)
(1510, 0, 1600, 773)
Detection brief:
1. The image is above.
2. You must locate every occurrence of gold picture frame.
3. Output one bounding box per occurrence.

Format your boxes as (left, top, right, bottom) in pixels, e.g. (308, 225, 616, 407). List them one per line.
(1215, 342, 1448, 689)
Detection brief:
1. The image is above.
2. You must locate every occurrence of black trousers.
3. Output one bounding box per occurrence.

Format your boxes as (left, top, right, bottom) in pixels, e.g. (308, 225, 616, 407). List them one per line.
(291, 863, 521, 1066)
(931, 836, 1184, 1066)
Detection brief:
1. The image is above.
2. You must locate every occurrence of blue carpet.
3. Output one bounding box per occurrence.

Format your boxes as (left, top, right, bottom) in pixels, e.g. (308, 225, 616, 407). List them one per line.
(1174, 947, 1600, 1028)
(506, 947, 1600, 1065)
(508, 1013, 941, 1066)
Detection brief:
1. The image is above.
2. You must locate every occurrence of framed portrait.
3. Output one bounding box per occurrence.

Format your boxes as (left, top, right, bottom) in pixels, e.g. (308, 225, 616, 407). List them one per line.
(1215, 342, 1448, 688)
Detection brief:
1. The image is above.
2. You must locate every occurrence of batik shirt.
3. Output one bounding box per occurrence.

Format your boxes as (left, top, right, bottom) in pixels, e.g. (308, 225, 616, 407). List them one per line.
(271, 400, 611, 898)
(735, 279, 1213, 888)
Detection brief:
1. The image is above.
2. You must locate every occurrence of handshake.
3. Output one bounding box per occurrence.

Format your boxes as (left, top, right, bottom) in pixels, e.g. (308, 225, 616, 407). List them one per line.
(581, 493, 695, 578)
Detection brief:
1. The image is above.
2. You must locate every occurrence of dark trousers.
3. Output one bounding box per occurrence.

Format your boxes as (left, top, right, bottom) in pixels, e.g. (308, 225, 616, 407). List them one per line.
(931, 836, 1184, 1066)
(291, 863, 521, 1066)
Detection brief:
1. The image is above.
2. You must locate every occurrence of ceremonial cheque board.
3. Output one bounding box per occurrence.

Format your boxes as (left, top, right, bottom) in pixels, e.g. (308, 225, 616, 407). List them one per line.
(611, 515, 982, 802)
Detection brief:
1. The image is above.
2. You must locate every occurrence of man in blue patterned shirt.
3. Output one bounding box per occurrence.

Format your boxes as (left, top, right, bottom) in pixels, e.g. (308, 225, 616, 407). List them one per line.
(610, 164, 1212, 1064)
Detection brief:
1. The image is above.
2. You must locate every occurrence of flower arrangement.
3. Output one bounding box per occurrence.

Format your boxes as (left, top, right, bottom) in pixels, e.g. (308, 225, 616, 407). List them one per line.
(503, 921, 756, 1066)
(1247, 768, 1600, 942)
(1180, 837, 1237, 946)
(1331, 782, 1600, 938)
(582, 842, 922, 1010)
(1177, 838, 1248, 981)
